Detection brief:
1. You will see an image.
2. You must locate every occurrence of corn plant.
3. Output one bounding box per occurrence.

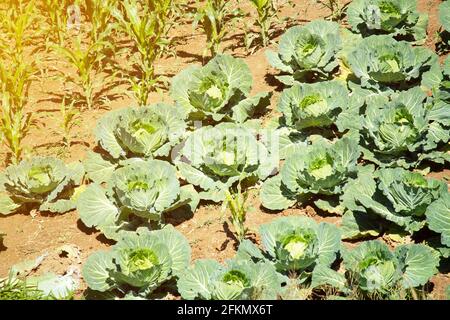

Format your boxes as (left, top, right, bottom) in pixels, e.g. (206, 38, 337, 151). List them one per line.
(0, 274, 49, 300)
(59, 97, 80, 149)
(111, 0, 174, 106)
(53, 35, 112, 110)
(312, 0, 347, 22)
(0, 57, 36, 164)
(193, 0, 236, 58)
(249, 0, 277, 47)
(84, 0, 118, 42)
(0, 94, 33, 164)
(0, 0, 38, 59)
(0, 57, 36, 112)
(40, 0, 70, 46)
(225, 186, 249, 243)
(194, 0, 244, 58)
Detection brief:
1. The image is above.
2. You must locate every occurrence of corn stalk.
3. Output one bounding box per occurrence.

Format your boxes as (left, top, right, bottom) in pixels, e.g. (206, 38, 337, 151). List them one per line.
(0, 0, 37, 59)
(53, 35, 112, 110)
(249, 0, 279, 47)
(111, 0, 173, 106)
(0, 95, 33, 164)
(0, 58, 36, 163)
(225, 185, 249, 243)
(59, 97, 79, 149)
(313, 0, 347, 22)
(84, 0, 118, 42)
(193, 0, 234, 58)
(40, 0, 70, 46)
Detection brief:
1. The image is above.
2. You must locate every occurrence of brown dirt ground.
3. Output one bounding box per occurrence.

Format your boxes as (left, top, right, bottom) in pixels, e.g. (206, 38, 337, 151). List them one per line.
(0, 0, 449, 299)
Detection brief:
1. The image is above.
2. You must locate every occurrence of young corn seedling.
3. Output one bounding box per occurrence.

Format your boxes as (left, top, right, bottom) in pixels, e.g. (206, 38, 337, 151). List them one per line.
(53, 35, 111, 110)
(225, 186, 250, 243)
(249, 0, 277, 48)
(0, 0, 38, 59)
(40, 0, 70, 46)
(84, 0, 118, 42)
(111, 0, 173, 106)
(312, 0, 347, 22)
(59, 97, 80, 149)
(0, 94, 33, 164)
(193, 0, 241, 58)
(0, 56, 36, 113)
(245, 1, 296, 52)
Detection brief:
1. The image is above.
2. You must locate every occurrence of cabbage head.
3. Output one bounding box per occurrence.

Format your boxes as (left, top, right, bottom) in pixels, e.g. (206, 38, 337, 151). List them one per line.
(236, 217, 340, 281)
(176, 122, 275, 202)
(0, 157, 84, 215)
(347, 0, 428, 44)
(351, 87, 450, 167)
(177, 257, 283, 300)
(277, 80, 359, 131)
(348, 35, 441, 92)
(260, 136, 360, 212)
(341, 241, 439, 297)
(266, 20, 342, 85)
(170, 54, 271, 123)
(77, 159, 199, 240)
(342, 167, 448, 233)
(82, 225, 190, 298)
(84, 104, 186, 183)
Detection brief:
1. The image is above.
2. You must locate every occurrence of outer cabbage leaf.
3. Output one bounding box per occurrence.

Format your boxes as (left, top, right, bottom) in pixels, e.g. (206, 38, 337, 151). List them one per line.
(439, 1, 450, 46)
(425, 192, 450, 247)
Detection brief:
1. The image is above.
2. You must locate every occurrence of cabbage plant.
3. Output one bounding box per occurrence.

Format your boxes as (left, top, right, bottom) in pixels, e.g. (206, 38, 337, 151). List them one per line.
(236, 216, 341, 284)
(340, 241, 439, 298)
(347, 0, 428, 44)
(0, 157, 84, 215)
(347, 35, 441, 92)
(353, 87, 450, 167)
(82, 226, 190, 298)
(176, 122, 275, 202)
(426, 192, 450, 249)
(277, 80, 359, 131)
(342, 167, 449, 234)
(439, 1, 450, 46)
(77, 159, 199, 240)
(266, 20, 342, 85)
(177, 257, 283, 300)
(170, 54, 271, 123)
(84, 104, 187, 183)
(260, 137, 360, 213)
(435, 55, 450, 103)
